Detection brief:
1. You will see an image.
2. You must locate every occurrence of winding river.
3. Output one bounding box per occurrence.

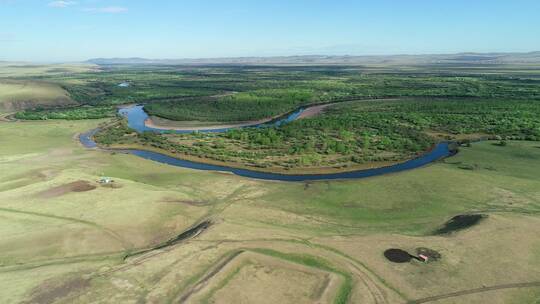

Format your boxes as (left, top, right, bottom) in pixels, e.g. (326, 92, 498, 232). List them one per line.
(79, 105, 454, 182)
(119, 105, 305, 133)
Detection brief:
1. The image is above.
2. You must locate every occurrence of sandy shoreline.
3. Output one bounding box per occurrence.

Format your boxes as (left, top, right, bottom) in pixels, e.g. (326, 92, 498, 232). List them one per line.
(143, 102, 337, 131)
(143, 116, 276, 131)
(142, 98, 394, 132)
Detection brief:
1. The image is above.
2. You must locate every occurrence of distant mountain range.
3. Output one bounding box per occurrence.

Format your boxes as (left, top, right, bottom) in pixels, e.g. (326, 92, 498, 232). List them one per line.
(86, 52, 540, 66)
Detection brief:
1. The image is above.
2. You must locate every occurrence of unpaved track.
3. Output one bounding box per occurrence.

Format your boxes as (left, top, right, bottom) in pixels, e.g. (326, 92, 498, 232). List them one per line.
(174, 239, 397, 304)
(176, 250, 245, 303)
(0, 207, 132, 250)
(408, 281, 540, 303)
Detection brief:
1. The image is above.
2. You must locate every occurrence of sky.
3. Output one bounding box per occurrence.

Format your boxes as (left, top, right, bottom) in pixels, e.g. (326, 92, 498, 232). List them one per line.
(1, 0, 539, 62)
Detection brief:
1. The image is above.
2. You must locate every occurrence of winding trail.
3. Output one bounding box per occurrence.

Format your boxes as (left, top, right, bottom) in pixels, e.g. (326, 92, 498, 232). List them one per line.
(408, 282, 540, 303)
(0, 207, 133, 250)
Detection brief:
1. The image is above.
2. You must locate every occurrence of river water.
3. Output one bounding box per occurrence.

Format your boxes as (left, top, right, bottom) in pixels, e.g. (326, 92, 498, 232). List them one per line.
(79, 105, 453, 182)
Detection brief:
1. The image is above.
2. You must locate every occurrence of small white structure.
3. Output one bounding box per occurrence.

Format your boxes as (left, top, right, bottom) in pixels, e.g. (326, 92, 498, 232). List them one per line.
(118, 82, 130, 88)
(99, 177, 113, 184)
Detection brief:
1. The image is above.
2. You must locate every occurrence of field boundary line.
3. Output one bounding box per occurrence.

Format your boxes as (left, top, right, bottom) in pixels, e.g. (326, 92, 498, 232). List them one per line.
(408, 281, 540, 303)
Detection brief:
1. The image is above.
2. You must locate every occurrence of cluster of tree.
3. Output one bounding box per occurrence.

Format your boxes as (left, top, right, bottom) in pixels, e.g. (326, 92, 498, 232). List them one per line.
(15, 106, 115, 120)
(359, 98, 540, 139)
(145, 89, 313, 122)
(95, 95, 540, 171)
(17, 65, 540, 122)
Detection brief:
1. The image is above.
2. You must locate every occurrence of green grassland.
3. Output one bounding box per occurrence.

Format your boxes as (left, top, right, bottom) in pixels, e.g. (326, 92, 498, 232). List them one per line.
(0, 80, 75, 112)
(1, 115, 539, 303)
(0, 63, 97, 77)
(2, 63, 540, 303)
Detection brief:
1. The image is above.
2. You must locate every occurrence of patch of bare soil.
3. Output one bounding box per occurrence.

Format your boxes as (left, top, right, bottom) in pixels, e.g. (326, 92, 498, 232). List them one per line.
(24, 277, 90, 304)
(296, 103, 334, 119)
(145, 116, 275, 131)
(37, 180, 96, 198)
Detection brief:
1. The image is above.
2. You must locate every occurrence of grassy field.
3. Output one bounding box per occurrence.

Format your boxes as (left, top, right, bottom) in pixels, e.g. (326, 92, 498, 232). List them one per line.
(0, 63, 97, 77)
(1, 118, 539, 303)
(0, 80, 75, 112)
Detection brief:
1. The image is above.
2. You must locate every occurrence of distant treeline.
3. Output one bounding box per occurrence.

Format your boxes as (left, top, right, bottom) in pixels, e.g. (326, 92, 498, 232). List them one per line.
(95, 96, 540, 170)
(16, 66, 540, 121)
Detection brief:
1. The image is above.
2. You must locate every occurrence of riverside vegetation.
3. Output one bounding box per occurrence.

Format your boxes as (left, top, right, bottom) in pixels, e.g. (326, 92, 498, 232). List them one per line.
(2, 60, 540, 304)
(10, 64, 540, 171)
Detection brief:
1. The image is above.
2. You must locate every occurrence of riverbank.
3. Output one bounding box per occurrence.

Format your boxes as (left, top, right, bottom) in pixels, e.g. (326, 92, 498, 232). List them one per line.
(144, 102, 337, 131)
(144, 115, 280, 131)
(81, 126, 453, 181)
(142, 99, 390, 132)
(95, 142, 414, 175)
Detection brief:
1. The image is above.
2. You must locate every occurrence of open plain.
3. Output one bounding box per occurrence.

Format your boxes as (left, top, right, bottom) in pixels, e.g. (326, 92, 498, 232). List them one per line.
(1, 101, 540, 302)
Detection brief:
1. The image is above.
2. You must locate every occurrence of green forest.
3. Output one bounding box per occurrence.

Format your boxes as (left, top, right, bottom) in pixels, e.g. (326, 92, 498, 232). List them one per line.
(95, 96, 540, 170)
(12, 63, 540, 171)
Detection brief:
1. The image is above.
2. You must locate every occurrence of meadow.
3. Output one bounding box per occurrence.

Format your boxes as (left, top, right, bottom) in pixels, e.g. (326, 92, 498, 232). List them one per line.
(0, 80, 74, 112)
(1, 62, 540, 303)
(0, 113, 539, 303)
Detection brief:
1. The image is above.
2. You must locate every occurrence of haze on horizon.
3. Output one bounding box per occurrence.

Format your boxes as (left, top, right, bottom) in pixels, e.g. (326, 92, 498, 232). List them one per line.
(1, 0, 539, 62)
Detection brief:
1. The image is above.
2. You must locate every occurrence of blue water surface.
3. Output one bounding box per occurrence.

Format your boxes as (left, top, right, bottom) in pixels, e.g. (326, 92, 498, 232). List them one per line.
(79, 105, 454, 181)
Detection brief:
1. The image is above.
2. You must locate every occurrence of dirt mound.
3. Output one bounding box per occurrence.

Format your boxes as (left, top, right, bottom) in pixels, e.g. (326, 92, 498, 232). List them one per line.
(384, 248, 413, 263)
(416, 247, 441, 262)
(434, 214, 486, 235)
(37, 181, 96, 198)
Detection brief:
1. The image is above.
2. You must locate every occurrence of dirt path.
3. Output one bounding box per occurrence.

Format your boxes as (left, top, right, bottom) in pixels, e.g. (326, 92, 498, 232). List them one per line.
(176, 250, 245, 303)
(408, 281, 540, 303)
(0, 207, 133, 250)
(0, 112, 17, 122)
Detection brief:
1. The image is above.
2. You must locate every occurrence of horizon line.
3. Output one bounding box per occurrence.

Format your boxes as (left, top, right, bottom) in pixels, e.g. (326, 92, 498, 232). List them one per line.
(2, 50, 539, 65)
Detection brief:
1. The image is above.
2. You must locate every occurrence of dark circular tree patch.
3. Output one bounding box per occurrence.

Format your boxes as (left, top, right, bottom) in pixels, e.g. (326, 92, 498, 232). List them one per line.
(433, 214, 486, 235)
(384, 249, 412, 263)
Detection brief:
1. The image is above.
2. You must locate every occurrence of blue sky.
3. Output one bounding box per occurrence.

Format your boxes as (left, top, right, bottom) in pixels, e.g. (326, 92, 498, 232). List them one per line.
(1, 0, 539, 62)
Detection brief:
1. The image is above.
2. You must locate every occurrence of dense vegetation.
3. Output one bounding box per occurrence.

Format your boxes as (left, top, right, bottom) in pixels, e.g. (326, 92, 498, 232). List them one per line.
(95, 96, 540, 171)
(12, 63, 540, 170)
(15, 106, 115, 120)
(352, 98, 540, 139)
(16, 64, 540, 121)
(144, 73, 540, 121)
(144, 89, 313, 122)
